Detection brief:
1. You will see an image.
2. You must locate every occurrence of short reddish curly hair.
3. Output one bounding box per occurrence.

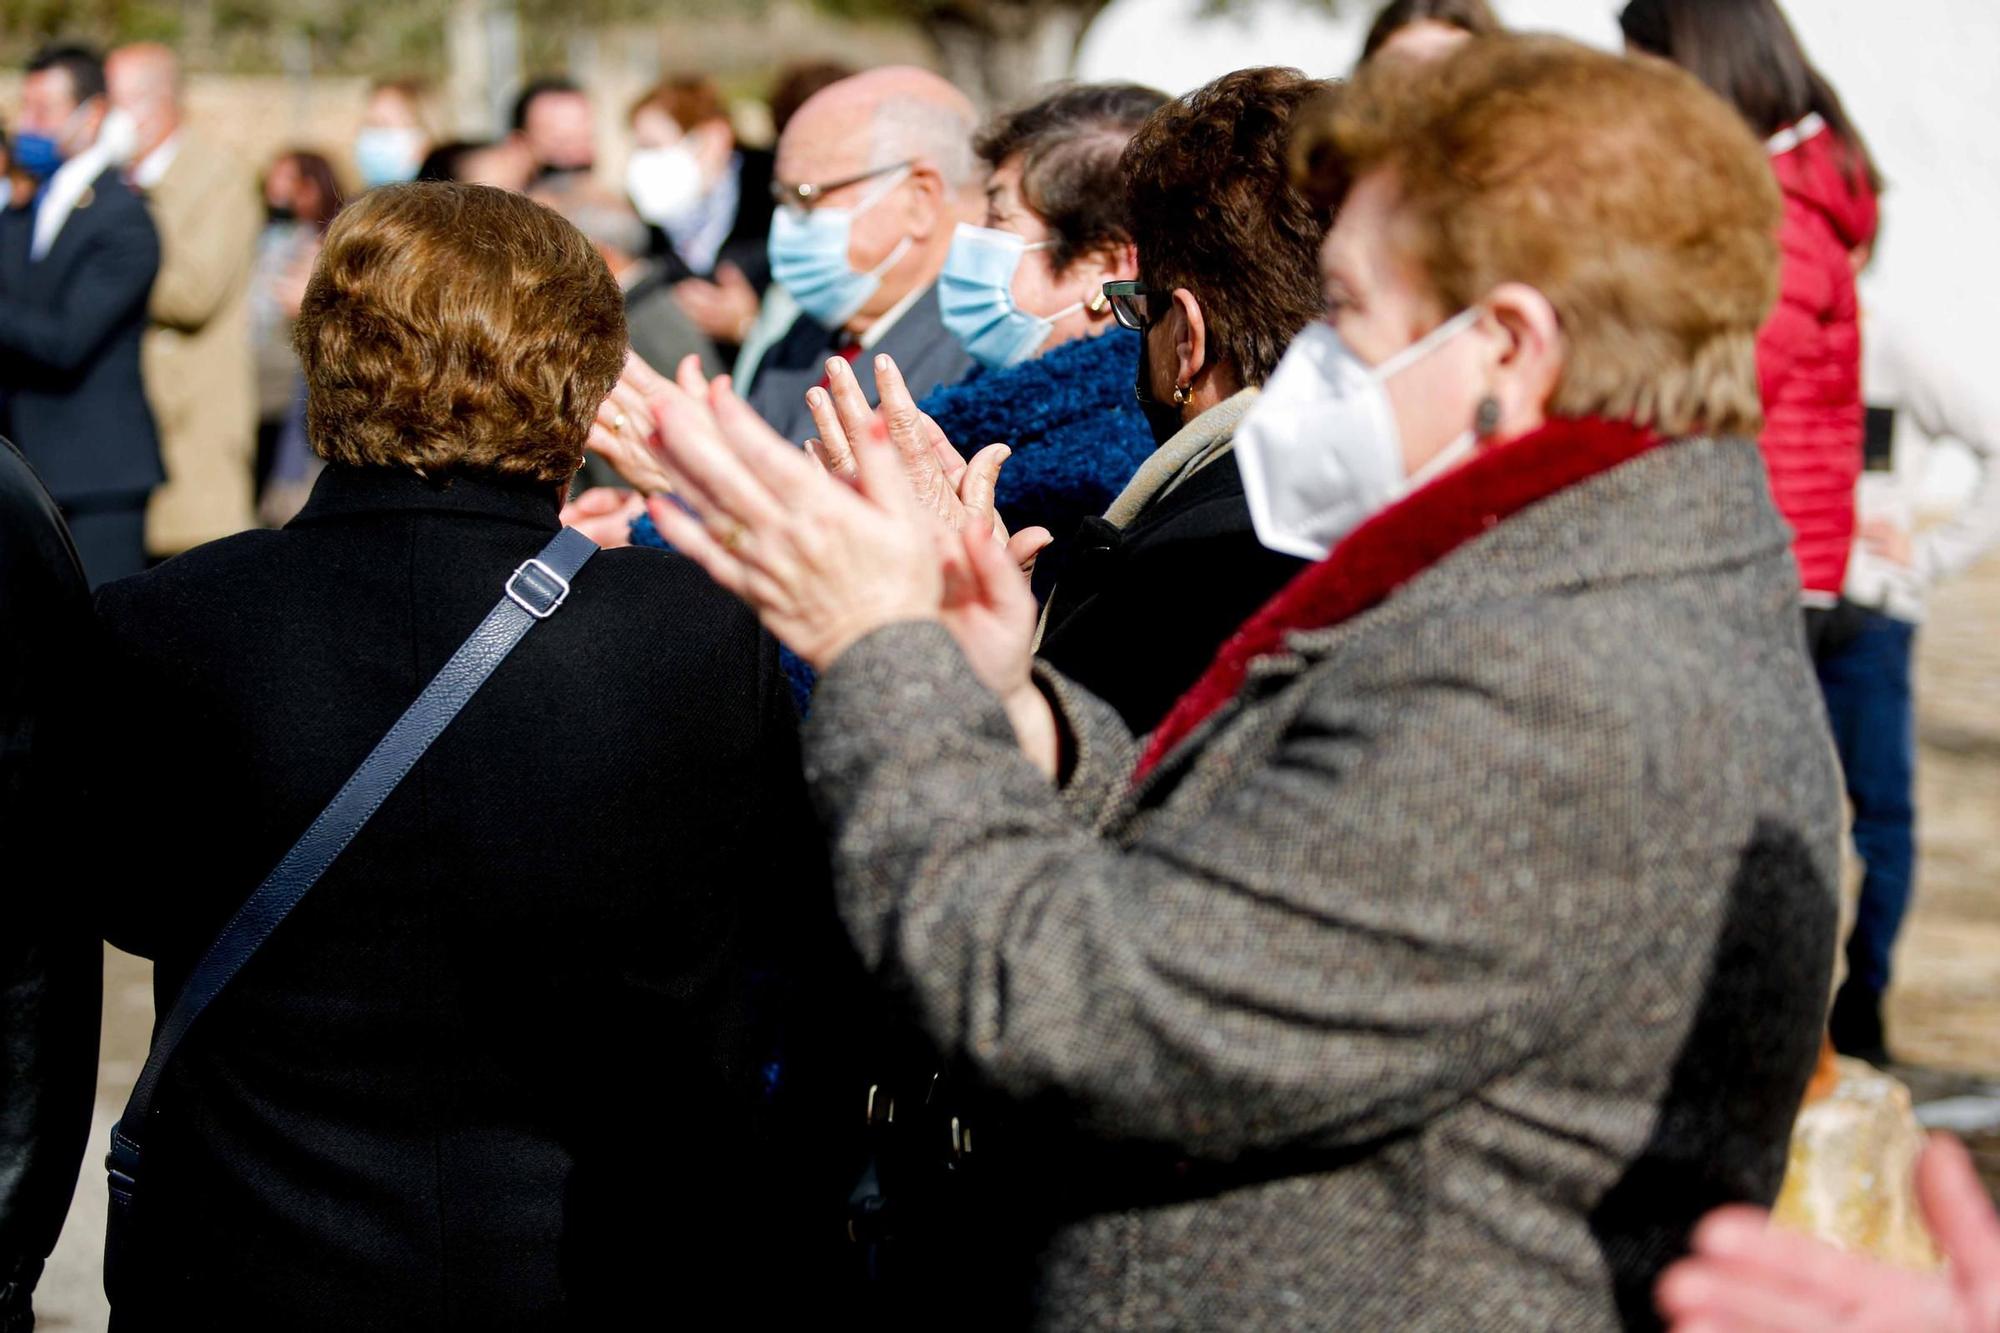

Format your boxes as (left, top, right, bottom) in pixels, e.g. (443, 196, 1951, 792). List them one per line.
(294, 182, 626, 487)
(1294, 36, 1781, 438)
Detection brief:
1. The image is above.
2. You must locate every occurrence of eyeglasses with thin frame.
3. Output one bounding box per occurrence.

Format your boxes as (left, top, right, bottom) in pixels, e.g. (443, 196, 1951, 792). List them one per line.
(770, 158, 917, 212)
(1102, 280, 1173, 332)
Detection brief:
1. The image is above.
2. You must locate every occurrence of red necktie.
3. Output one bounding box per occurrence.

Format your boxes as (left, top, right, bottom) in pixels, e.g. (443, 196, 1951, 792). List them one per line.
(813, 339, 863, 392)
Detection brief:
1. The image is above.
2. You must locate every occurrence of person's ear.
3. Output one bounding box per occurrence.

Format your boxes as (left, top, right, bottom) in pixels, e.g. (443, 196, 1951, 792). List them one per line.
(903, 166, 946, 243)
(1171, 287, 1208, 390)
(1480, 281, 1563, 440)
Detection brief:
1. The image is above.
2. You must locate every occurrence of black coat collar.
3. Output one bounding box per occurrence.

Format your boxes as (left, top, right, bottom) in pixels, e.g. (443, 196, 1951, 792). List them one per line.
(288, 464, 563, 532)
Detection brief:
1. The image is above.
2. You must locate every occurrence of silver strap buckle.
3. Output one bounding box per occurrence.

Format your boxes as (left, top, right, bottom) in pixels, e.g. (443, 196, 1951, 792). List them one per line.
(505, 558, 571, 619)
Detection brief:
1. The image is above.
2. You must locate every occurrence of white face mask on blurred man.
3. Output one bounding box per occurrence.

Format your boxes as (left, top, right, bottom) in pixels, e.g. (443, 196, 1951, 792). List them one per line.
(624, 144, 705, 228)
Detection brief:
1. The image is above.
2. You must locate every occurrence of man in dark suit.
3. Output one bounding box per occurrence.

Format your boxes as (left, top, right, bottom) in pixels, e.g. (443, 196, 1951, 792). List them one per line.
(0, 45, 163, 588)
(745, 66, 979, 445)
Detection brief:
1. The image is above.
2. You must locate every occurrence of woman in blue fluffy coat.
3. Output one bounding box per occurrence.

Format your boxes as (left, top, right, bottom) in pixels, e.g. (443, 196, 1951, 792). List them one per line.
(923, 81, 1168, 594)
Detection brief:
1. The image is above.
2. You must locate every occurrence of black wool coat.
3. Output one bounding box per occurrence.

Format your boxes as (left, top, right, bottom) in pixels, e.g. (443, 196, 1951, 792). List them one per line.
(88, 464, 847, 1329)
(1037, 452, 1306, 736)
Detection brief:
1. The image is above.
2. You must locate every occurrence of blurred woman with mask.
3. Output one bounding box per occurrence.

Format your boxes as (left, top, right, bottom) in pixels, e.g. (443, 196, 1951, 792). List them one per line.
(629, 36, 1842, 1328)
(352, 79, 431, 190)
(915, 81, 1166, 597)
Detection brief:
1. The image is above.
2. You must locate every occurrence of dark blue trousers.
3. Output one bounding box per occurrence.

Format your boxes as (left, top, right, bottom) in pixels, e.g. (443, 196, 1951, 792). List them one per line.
(1815, 608, 1918, 994)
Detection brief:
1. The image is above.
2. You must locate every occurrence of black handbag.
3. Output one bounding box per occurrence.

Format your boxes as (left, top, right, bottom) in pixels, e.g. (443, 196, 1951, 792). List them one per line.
(103, 528, 597, 1296)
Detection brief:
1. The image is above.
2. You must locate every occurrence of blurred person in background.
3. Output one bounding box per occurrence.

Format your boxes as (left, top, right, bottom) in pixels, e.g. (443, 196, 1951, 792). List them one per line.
(912, 81, 1165, 598)
(1357, 0, 1502, 66)
(1621, 0, 1882, 657)
(629, 36, 1841, 1327)
(744, 66, 981, 444)
(88, 182, 838, 1327)
(536, 174, 722, 527)
(415, 136, 535, 192)
(1813, 297, 2000, 1065)
(510, 76, 594, 186)
(0, 44, 162, 588)
(353, 77, 431, 189)
(253, 149, 341, 525)
(1031, 67, 1327, 732)
(0, 437, 100, 1333)
(625, 75, 776, 358)
(106, 43, 260, 560)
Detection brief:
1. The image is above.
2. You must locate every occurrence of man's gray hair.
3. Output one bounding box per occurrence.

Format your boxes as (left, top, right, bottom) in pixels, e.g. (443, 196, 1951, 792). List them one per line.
(870, 94, 979, 191)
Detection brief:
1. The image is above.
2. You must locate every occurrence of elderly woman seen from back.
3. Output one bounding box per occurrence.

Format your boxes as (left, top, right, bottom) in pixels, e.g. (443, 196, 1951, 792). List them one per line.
(87, 183, 835, 1327)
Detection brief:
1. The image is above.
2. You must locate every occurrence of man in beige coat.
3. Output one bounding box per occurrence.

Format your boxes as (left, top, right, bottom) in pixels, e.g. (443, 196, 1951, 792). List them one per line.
(107, 44, 258, 558)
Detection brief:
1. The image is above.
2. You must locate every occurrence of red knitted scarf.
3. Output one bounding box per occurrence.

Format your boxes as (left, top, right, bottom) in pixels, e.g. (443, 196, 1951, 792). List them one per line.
(1133, 416, 1666, 780)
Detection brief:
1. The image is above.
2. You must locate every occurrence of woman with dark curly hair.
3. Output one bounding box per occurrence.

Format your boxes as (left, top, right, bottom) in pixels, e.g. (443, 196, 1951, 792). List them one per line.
(87, 182, 834, 1328)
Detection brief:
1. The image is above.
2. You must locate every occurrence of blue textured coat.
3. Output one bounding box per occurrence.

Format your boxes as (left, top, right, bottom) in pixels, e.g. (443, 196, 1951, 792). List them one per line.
(918, 327, 1153, 595)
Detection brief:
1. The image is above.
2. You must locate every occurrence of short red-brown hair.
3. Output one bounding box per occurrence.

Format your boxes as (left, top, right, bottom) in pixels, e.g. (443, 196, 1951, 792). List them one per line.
(1295, 36, 1781, 438)
(294, 182, 626, 487)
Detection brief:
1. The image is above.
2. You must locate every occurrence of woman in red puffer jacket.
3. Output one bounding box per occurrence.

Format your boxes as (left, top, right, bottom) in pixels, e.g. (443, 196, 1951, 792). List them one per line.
(1621, 0, 1882, 644)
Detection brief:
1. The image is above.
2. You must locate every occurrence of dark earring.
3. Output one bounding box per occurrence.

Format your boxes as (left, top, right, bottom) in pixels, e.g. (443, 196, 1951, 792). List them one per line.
(1172, 382, 1193, 407)
(1474, 396, 1502, 439)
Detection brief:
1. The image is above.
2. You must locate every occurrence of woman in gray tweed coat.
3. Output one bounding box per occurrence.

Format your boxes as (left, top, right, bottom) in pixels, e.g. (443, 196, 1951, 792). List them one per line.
(638, 37, 1842, 1332)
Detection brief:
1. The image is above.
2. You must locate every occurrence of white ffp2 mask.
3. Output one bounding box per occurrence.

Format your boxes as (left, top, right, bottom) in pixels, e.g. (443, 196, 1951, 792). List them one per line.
(1236, 310, 1482, 561)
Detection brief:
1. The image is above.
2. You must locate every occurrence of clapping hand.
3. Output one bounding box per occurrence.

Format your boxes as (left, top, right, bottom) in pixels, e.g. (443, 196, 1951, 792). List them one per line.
(633, 374, 1058, 775)
(805, 352, 1053, 577)
(1655, 1135, 2000, 1332)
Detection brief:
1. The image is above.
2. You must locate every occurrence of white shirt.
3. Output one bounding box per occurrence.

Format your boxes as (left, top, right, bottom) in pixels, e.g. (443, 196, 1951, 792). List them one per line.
(131, 131, 183, 191)
(1845, 298, 2000, 621)
(31, 141, 112, 261)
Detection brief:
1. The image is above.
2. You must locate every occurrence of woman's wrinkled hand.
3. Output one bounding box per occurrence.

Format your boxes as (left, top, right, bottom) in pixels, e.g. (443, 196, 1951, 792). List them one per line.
(587, 350, 712, 496)
(805, 352, 1052, 576)
(1655, 1135, 2000, 1333)
(636, 373, 947, 670)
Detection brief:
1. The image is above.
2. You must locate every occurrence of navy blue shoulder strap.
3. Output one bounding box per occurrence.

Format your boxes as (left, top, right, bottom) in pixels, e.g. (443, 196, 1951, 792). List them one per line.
(108, 526, 598, 1205)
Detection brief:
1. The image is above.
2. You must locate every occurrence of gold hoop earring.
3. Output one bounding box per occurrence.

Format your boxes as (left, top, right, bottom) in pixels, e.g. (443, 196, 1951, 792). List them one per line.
(1171, 382, 1193, 407)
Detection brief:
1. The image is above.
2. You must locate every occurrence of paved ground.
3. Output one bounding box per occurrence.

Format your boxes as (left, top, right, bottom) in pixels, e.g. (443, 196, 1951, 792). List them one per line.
(31, 558, 2000, 1328)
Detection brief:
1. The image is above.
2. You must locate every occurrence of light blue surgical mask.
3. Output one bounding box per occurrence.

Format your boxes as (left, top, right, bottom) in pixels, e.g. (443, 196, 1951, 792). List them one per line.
(354, 127, 426, 189)
(768, 165, 913, 330)
(938, 224, 1085, 371)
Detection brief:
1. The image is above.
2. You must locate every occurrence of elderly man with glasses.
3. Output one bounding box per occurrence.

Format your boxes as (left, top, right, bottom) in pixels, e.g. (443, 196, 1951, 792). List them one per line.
(740, 66, 983, 446)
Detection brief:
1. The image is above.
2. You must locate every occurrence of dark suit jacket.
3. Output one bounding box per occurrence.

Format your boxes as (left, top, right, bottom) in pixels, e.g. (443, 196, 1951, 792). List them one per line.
(0, 437, 100, 1324)
(1038, 452, 1306, 735)
(88, 465, 844, 1328)
(0, 169, 163, 504)
(745, 282, 973, 446)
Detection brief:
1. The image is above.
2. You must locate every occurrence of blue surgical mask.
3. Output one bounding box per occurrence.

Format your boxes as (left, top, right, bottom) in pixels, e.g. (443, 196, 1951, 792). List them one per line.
(938, 224, 1084, 371)
(354, 127, 426, 189)
(768, 165, 913, 330)
(11, 132, 63, 182)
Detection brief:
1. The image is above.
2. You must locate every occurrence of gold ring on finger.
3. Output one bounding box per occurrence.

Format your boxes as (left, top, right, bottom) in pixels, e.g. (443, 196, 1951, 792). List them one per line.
(612, 412, 629, 433)
(721, 521, 747, 553)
